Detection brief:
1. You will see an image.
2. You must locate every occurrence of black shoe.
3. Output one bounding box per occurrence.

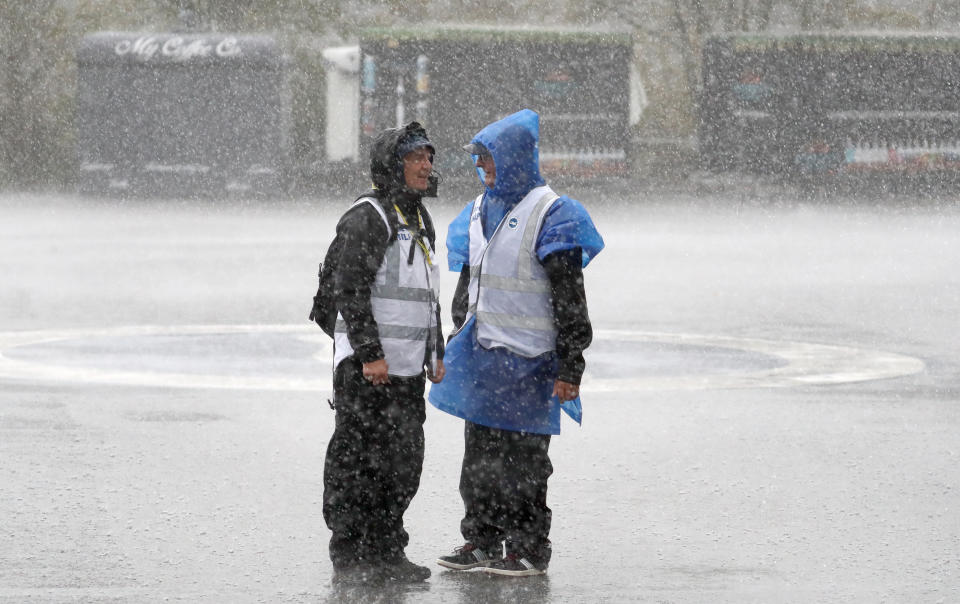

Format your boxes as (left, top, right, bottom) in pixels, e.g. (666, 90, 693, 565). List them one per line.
(381, 556, 431, 582)
(332, 561, 385, 585)
(437, 542, 500, 570)
(484, 553, 547, 577)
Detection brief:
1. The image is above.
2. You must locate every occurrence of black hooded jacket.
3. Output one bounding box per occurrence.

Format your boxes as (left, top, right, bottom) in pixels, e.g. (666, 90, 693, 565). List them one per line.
(332, 123, 443, 365)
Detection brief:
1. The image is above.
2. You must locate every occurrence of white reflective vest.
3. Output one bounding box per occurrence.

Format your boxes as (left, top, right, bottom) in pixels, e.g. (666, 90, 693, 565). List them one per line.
(334, 197, 441, 376)
(466, 185, 560, 357)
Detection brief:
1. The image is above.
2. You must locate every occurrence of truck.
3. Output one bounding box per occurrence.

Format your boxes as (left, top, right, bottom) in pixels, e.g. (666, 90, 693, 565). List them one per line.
(322, 25, 645, 181)
(75, 31, 290, 197)
(698, 32, 960, 177)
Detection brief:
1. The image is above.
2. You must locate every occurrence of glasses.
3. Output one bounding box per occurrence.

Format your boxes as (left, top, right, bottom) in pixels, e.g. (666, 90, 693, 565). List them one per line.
(404, 151, 433, 165)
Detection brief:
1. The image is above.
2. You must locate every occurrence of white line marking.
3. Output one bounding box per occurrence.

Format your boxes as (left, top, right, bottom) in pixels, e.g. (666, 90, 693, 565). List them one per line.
(0, 325, 925, 392)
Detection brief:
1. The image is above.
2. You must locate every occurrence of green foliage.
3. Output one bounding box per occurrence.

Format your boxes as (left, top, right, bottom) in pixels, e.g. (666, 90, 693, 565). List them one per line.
(846, 6, 923, 29)
(191, 0, 341, 32)
(73, 0, 177, 32)
(287, 39, 328, 172)
(0, 1, 74, 188)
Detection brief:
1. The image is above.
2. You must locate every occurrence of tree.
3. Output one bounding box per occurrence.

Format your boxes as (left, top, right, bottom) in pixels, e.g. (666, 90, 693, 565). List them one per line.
(178, 0, 341, 33)
(0, 1, 73, 187)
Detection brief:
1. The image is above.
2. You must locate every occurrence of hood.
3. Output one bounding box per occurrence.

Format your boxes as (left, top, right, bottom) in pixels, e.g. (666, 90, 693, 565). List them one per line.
(369, 121, 436, 197)
(466, 108, 545, 202)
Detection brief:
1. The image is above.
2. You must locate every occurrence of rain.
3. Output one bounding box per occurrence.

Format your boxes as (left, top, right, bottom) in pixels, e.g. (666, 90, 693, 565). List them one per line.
(2, 1, 960, 602)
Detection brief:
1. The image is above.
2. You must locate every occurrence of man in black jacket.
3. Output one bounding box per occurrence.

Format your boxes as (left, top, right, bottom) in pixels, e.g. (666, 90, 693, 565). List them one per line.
(322, 122, 445, 584)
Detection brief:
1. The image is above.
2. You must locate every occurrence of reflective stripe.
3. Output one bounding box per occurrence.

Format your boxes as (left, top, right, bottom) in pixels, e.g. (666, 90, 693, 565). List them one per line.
(370, 284, 435, 301)
(336, 319, 430, 341)
(479, 274, 550, 293)
(476, 310, 555, 331)
(380, 324, 432, 340)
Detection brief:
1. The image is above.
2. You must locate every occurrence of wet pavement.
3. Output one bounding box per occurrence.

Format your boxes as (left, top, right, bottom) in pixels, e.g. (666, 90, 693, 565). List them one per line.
(1, 186, 958, 602)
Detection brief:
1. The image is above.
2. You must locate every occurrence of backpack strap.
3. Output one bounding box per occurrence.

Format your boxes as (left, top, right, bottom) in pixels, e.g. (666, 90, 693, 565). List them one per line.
(419, 204, 436, 250)
(351, 194, 398, 243)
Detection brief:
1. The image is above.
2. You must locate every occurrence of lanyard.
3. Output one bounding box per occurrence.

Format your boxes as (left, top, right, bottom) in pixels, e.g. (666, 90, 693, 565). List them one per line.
(394, 204, 432, 266)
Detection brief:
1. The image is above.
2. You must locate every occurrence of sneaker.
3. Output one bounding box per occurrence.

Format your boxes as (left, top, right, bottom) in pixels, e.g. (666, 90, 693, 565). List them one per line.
(437, 543, 500, 570)
(484, 553, 547, 577)
(381, 556, 431, 582)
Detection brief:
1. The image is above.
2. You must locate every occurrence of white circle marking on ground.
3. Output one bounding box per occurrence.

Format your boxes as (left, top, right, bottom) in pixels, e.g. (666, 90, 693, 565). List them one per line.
(0, 325, 925, 392)
(582, 329, 925, 391)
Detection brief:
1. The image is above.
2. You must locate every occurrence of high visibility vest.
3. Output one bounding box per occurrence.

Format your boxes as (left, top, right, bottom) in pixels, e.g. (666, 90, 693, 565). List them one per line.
(334, 197, 441, 376)
(466, 185, 560, 358)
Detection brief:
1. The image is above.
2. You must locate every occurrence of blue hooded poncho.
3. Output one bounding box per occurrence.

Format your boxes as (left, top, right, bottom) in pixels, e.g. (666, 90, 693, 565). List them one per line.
(428, 109, 604, 435)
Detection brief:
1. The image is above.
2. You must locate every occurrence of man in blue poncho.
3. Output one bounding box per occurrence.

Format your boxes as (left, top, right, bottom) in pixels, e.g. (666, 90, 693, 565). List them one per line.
(431, 109, 604, 577)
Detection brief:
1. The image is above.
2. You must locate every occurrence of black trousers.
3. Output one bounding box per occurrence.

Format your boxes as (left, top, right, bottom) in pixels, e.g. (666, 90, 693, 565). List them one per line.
(322, 357, 426, 568)
(459, 420, 553, 566)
